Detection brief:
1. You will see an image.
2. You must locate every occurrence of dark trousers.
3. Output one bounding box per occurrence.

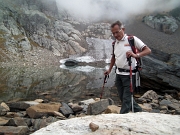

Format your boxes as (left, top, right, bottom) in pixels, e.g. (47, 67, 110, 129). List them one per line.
(115, 74, 142, 114)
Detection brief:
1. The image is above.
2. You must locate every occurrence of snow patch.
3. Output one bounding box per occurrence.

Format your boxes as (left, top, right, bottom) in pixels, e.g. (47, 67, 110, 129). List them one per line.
(75, 56, 95, 63)
(60, 65, 96, 73)
(59, 56, 95, 64)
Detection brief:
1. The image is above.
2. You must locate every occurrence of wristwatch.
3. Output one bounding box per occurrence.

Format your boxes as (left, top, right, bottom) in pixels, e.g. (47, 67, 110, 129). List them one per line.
(137, 53, 140, 58)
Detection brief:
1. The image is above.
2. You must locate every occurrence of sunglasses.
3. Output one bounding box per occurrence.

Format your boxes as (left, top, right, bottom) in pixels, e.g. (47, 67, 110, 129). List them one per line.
(112, 29, 122, 36)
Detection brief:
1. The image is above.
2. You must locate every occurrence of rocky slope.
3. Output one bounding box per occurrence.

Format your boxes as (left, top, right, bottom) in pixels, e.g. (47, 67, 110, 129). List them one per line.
(0, 0, 88, 66)
(0, 90, 180, 134)
(0, 0, 180, 91)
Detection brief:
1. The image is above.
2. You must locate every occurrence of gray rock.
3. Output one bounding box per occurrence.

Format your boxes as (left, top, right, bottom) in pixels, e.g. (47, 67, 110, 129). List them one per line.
(8, 101, 39, 111)
(143, 15, 178, 34)
(32, 116, 58, 131)
(68, 103, 83, 112)
(79, 98, 96, 105)
(108, 98, 114, 105)
(64, 59, 78, 66)
(0, 117, 9, 126)
(0, 126, 29, 135)
(0, 102, 10, 116)
(140, 90, 159, 100)
(159, 99, 172, 106)
(150, 103, 159, 109)
(160, 105, 168, 110)
(79, 98, 96, 113)
(6, 112, 25, 118)
(0, 106, 7, 116)
(150, 109, 160, 113)
(176, 109, 180, 114)
(168, 103, 180, 110)
(5, 117, 27, 126)
(87, 99, 110, 115)
(141, 51, 180, 90)
(59, 102, 74, 117)
(24, 118, 32, 127)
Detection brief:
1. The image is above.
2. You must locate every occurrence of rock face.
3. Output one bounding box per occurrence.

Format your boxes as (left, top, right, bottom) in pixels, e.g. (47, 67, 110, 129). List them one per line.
(82, 23, 112, 39)
(142, 49, 180, 90)
(0, 0, 87, 62)
(143, 14, 178, 34)
(0, 0, 180, 91)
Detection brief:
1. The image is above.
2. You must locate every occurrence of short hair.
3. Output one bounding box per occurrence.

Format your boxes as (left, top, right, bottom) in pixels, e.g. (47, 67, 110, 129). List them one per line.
(111, 21, 124, 29)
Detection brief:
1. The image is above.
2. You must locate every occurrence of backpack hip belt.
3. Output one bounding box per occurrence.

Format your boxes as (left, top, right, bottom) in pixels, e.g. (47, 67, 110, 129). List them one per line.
(118, 68, 137, 73)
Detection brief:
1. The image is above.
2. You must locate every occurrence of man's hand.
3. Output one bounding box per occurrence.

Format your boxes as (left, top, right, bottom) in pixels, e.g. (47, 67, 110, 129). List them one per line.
(126, 51, 137, 58)
(104, 70, 111, 75)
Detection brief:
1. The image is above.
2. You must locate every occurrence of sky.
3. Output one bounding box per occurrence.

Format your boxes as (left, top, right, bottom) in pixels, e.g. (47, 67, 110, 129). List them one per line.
(55, 0, 180, 22)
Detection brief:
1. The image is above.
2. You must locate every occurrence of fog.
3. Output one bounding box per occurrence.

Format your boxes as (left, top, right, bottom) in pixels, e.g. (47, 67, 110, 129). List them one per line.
(55, 0, 180, 22)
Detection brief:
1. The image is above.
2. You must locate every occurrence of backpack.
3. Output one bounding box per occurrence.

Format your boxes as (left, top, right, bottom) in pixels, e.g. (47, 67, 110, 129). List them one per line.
(127, 35, 143, 71)
(112, 35, 143, 71)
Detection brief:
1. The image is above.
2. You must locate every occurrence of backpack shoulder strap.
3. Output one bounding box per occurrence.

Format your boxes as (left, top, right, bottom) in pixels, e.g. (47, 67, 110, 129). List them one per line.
(127, 35, 142, 68)
(127, 35, 137, 54)
(112, 41, 116, 56)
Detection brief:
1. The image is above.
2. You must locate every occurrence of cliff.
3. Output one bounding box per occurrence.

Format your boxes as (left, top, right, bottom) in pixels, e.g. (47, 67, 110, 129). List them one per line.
(0, 0, 87, 66)
(0, 0, 180, 91)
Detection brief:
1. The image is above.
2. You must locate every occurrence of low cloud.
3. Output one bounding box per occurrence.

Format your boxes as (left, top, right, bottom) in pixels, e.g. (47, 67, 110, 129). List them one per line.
(55, 0, 180, 22)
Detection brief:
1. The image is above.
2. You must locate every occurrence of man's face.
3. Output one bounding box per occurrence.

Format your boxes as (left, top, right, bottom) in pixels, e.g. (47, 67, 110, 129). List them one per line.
(111, 24, 124, 41)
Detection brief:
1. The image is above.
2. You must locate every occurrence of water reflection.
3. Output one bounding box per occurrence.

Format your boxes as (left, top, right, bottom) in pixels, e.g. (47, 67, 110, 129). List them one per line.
(0, 65, 118, 104)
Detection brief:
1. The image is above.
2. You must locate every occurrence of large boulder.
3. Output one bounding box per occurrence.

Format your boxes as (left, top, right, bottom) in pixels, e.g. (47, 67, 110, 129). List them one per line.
(64, 59, 78, 66)
(87, 99, 114, 115)
(143, 14, 178, 34)
(26, 103, 61, 118)
(31, 112, 180, 135)
(141, 49, 180, 91)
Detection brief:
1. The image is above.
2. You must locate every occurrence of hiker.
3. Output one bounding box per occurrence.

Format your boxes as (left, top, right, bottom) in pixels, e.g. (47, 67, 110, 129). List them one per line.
(104, 20, 151, 114)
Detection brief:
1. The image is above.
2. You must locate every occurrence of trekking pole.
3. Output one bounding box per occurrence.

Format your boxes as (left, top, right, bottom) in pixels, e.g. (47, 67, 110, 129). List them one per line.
(127, 57, 134, 113)
(100, 74, 109, 99)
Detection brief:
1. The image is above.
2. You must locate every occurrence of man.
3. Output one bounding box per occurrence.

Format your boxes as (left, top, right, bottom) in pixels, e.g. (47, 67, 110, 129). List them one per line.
(104, 21, 151, 114)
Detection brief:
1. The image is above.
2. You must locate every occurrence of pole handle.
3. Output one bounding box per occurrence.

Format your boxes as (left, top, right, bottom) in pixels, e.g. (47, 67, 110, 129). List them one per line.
(104, 74, 109, 83)
(127, 57, 132, 66)
(100, 74, 109, 99)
